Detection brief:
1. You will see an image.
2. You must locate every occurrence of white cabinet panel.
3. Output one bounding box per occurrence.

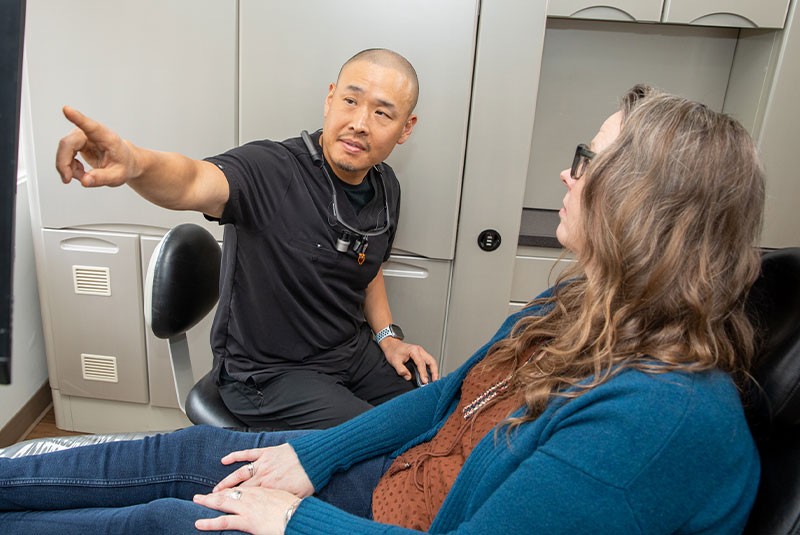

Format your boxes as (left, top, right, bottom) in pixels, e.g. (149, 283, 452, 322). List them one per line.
(42, 229, 148, 403)
(663, 0, 791, 28)
(510, 248, 575, 303)
(754, 6, 800, 248)
(26, 0, 235, 232)
(548, 0, 663, 22)
(442, 0, 548, 375)
(383, 256, 451, 362)
(238, 0, 478, 260)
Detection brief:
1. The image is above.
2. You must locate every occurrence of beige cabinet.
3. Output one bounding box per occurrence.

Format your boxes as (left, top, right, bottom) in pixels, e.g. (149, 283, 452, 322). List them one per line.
(550, 0, 791, 28)
(383, 256, 452, 359)
(510, 248, 575, 306)
(25, 0, 235, 237)
(746, 6, 800, 247)
(237, 0, 477, 261)
(26, 0, 236, 432)
(42, 230, 149, 404)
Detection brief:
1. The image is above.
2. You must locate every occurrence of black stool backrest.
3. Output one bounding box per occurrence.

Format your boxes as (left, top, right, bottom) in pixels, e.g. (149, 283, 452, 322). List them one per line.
(146, 223, 221, 339)
(145, 223, 245, 428)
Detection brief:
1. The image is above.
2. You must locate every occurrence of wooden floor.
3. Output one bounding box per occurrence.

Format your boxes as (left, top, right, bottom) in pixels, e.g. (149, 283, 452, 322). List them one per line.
(22, 405, 88, 441)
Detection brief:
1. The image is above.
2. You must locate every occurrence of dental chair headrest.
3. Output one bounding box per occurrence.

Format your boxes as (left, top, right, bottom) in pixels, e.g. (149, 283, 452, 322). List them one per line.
(744, 247, 800, 436)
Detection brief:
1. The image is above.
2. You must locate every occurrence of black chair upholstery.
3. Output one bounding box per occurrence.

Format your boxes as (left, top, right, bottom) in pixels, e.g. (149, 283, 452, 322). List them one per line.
(145, 223, 246, 428)
(743, 247, 800, 534)
(147, 223, 220, 340)
(185, 373, 244, 428)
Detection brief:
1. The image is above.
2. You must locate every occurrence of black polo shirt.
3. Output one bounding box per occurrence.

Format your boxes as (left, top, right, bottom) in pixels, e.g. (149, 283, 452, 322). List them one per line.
(204, 130, 401, 384)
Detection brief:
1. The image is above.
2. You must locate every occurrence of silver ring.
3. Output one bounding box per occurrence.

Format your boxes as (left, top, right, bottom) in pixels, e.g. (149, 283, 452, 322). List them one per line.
(229, 489, 243, 501)
(246, 462, 255, 478)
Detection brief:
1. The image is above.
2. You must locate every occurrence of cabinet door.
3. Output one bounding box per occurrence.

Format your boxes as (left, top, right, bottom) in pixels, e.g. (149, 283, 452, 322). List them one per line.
(42, 230, 148, 403)
(662, 0, 791, 28)
(238, 0, 478, 260)
(510, 247, 576, 305)
(443, 0, 549, 374)
(383, 256, 451, 362)
(548, 0, 663, 22)
(25, 0, 235, 233)
(752, 4, 800, 247)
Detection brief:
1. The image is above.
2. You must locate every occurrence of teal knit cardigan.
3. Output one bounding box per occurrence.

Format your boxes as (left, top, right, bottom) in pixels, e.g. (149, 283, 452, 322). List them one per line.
(288, 297, 759, 534)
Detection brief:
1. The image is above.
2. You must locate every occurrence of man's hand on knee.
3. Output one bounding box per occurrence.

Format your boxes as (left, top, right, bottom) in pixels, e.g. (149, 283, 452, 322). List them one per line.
(381, 338, 439, 385)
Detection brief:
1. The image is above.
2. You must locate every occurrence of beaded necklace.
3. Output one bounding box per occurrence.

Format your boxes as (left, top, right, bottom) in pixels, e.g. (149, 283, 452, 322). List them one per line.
(461, 374, 513, 420)
(461, 352, 539, 420)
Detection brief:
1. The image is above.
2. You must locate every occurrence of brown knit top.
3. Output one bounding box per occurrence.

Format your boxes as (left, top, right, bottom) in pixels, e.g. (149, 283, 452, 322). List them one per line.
(371, 358, 526, 530)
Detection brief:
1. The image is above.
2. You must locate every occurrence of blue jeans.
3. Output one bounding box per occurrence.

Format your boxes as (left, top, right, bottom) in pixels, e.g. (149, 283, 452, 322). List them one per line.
(0, 426, 388, 533)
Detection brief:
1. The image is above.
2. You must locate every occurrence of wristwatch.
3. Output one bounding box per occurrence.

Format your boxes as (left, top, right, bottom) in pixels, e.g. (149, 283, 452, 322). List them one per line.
(374, 323, 404, 344)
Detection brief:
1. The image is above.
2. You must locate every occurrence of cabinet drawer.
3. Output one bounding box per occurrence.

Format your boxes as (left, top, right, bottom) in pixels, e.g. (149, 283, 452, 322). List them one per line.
(511, 249, 575, 303)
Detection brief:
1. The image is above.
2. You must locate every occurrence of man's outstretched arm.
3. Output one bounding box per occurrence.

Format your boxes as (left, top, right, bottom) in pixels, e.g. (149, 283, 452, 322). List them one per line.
(55, 106, 229, 218)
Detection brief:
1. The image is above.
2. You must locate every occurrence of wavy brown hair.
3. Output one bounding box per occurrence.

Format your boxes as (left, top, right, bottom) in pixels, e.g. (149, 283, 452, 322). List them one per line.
(484, 86, 766, 425)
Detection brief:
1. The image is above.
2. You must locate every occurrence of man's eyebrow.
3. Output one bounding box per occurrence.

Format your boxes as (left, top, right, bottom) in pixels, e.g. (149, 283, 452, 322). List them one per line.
(345, 84, 364, 95)
(375, 98, 396, 110)
(344, 84, 397, 111)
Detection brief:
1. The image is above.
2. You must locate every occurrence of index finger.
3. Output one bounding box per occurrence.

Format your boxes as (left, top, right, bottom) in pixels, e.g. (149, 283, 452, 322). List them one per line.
(62, 105, 112, 142)
(220, 448, 262, 466)
(213, 466, 251, 493)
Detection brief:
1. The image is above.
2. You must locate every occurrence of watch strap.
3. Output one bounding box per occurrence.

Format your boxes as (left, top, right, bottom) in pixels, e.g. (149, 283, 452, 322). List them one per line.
(375, 324, 400, 344)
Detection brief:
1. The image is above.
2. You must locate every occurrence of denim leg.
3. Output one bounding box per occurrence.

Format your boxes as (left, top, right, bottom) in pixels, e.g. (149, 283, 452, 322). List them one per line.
(0, 426, 388, 531)
(0, 426, 307, 511)
(315, 454, 390, 519)
(0, 456, 390, 534)
(0, 497, 237, 534)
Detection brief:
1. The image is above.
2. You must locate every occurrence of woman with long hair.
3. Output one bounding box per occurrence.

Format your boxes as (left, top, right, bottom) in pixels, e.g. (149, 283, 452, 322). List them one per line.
(0, 86, 765, 533)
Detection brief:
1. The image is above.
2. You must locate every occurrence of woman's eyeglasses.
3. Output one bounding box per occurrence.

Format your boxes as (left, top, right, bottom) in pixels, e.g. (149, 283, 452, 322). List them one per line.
(571, 144, 596, 180)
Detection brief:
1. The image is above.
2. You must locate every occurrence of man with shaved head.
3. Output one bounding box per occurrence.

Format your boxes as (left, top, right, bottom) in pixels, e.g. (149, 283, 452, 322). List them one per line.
(55, 48, 439, 430)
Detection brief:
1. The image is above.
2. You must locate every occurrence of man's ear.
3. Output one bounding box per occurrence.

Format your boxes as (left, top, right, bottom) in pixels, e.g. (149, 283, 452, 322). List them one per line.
(396, 114, 418, 145)
(323, 82, 336, 117)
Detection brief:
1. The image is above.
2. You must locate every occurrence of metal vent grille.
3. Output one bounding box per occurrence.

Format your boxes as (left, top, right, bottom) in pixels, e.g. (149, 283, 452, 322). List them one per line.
(81, 353, 119, 383)
(72, 265, 111, 296)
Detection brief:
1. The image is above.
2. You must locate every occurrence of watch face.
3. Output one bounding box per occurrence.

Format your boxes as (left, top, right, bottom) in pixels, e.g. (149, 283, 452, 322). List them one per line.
(391, 324, 405, 340)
